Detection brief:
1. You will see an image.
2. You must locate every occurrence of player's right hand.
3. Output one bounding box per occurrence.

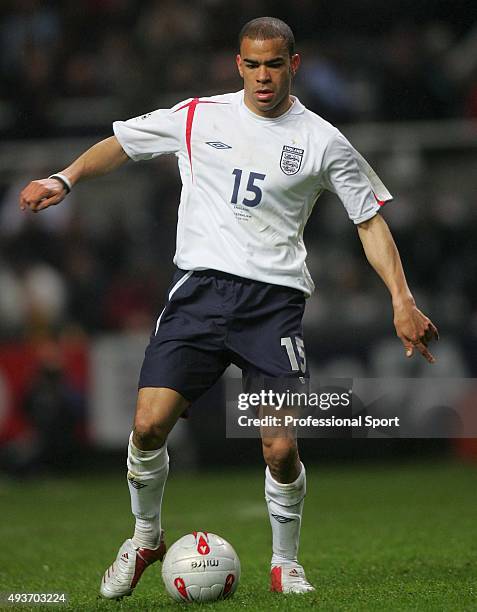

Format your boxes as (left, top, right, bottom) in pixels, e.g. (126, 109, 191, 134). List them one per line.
(19, 178, 68, 213)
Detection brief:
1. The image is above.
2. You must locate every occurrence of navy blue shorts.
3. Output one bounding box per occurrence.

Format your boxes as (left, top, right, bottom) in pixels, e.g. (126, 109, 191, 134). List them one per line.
(138, 269, 309, 403)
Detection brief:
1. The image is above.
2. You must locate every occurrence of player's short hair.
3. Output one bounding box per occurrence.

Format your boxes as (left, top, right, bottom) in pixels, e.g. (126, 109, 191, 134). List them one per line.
(238, 17, 295, 56)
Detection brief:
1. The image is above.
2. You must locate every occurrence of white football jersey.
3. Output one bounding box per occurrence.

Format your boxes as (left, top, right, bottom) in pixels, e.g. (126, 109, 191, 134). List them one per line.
(113, 90, 392, 296)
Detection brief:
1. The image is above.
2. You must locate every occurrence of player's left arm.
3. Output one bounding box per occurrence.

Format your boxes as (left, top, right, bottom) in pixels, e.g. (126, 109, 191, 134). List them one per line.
(357, 213, 439, 363)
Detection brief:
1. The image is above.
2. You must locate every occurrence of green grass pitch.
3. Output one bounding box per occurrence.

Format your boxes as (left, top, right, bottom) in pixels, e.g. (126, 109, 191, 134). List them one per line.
(1, 461, 476, 611)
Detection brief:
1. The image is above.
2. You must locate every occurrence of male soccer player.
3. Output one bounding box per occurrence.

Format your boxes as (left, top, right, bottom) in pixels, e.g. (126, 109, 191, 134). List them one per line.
(20, 17, 438, 598)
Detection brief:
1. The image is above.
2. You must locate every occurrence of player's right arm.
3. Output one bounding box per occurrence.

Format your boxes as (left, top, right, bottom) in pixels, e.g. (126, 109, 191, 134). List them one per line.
(19, 136, 128, 213)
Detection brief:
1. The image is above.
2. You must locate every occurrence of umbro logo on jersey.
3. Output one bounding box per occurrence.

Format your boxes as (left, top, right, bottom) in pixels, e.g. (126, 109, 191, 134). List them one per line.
(280, 145, 304, 175)
(206, 141, 232, 149)
(271, 513, 295, 523)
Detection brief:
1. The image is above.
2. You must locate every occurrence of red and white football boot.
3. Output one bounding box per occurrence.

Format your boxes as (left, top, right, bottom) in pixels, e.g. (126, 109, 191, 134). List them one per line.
(100, 530, 166, 599)
(270, 562, 315, 594)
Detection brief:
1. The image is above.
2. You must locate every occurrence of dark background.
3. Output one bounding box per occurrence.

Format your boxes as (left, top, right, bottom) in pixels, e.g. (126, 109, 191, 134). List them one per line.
(0, 0, 476, 473)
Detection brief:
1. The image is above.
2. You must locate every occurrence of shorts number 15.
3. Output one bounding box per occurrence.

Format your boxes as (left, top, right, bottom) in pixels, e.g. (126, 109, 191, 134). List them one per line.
(281, 336, 306, 373)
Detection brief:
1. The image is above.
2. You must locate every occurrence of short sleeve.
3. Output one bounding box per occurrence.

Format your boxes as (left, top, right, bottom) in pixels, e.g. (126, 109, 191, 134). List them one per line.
(113, 100, 190, 161)
(322, 131, 393, 224)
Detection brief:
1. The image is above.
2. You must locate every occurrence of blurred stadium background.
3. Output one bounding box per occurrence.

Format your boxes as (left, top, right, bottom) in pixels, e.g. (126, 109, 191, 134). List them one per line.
(0, 2, 476, 608)
(1, 0, 476, 470)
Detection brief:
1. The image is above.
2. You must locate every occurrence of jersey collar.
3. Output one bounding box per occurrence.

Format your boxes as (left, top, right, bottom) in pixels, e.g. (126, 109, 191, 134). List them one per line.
(238, 90, 305, 123)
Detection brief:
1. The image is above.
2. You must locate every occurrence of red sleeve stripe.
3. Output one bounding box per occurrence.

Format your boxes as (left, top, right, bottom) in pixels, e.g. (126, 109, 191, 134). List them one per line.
(174, 98, 229, 178)
(372, 191, 390, 207)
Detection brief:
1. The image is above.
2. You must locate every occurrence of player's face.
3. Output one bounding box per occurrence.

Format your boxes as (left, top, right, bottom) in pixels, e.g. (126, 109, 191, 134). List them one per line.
(236, 37, 300, 118)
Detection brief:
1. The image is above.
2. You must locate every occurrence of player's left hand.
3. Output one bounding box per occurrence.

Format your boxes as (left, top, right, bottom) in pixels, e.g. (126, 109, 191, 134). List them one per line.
(393, 302, 439, 363)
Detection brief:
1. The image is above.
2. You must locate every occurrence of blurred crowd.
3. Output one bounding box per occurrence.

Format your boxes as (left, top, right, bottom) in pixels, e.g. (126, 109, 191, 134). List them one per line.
(0, 0, 476, 375)
(0, 165, 174, 339)
(1, 0, 477, 138)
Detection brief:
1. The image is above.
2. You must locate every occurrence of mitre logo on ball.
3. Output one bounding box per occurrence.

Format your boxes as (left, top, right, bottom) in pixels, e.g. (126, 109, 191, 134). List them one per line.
(161, 531, 241, 603)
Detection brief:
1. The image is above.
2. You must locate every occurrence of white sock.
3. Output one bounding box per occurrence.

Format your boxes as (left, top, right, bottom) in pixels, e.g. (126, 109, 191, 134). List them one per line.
(127, 432, 169, 549)
(265, 462, 306, 566)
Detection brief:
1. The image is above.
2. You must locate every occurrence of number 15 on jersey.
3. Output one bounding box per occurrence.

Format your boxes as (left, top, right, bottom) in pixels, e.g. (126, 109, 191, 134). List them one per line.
(231, 169, 266, 207)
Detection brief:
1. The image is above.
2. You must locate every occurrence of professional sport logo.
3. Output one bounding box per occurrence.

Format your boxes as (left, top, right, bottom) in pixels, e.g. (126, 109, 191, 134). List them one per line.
(280, 145, 304, 175)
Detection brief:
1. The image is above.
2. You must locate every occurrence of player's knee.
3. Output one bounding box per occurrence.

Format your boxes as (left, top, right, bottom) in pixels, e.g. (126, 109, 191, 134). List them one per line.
(262, 437, 298, 479)
(133, 413, 168, 449)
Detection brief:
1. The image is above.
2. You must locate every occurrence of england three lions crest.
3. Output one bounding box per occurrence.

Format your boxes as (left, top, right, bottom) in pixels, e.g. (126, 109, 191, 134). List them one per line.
(280, 145, 304, 175)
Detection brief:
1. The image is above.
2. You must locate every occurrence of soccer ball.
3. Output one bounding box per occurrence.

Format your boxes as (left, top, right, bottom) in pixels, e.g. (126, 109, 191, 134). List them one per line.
(161, 531, 240, 603)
